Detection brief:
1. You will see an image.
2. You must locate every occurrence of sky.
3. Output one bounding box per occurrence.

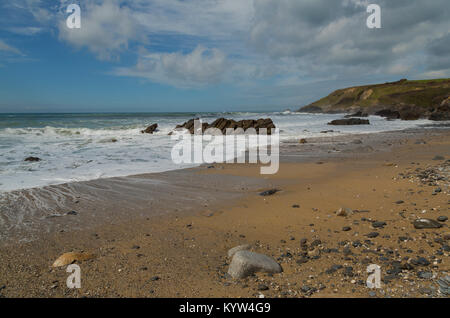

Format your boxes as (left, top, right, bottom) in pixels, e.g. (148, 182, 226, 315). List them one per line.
(0, 0, 449, 113)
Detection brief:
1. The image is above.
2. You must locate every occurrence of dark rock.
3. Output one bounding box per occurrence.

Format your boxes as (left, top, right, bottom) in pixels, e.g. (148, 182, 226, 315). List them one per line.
(437, 216, 448, 222)
(366, 232, 379, 238)
(65, 211, 78, 216)
(375, 109, 400, 120)
(342, 226, 352, 232)
(292, 204, 300, 208)
(257, 284, 269, 291)
(171, 118, 276, 135)
(150, 276, 160, 281)
(328, 118, 370, 126)
(24, 156, 41, 162)
(296, 257, 309, 265)
(413, 219, 443, 229)
(259, 189, 280, 196)
(325, 264, 343, 274)
(372, 221, 387, 229)
(395, 200, 404, 204)
(141, 123, 158, 134)
(429, 104, 450, 121)
(410, 257, 430, 266)
(432, 155, 445, 161)
(417, 271, 433, 279)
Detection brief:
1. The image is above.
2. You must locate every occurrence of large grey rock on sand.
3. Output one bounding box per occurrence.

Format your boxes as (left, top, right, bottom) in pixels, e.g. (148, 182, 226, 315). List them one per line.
(227, 244, 252, 258)
(228, 251, 282, 279)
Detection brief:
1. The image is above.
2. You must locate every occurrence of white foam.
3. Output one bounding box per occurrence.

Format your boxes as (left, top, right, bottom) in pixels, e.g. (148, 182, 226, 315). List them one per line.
(0, 113, 435, 192)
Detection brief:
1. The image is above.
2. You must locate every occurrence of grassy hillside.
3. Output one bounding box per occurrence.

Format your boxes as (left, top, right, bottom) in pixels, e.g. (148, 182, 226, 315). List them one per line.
(300, 79, 450, 115)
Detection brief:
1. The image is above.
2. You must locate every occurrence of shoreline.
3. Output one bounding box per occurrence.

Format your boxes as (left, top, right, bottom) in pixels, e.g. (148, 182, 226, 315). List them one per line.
(0, 127, 449, 297)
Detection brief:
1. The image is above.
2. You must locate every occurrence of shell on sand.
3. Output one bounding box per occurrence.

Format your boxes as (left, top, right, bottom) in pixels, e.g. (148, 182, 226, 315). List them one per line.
(52, 252, 95, 267)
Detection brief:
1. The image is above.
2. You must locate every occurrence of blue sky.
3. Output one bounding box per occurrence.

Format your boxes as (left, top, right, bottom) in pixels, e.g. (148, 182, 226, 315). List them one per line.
(0, 0, 449, 113)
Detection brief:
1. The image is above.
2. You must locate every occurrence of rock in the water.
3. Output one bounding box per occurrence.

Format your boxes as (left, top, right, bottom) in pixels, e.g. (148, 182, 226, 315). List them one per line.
(413, 219, 443, 229)
(375, 109, 400, 120)
(24, 156, 41, 162)
(141, 123, 158, 134)
(227, 244, 251, 258)
(227, 251, 282, 279)
(52, 252, 95, 267)
(328, 118, 370, 126)
(170, 118, 276, 135)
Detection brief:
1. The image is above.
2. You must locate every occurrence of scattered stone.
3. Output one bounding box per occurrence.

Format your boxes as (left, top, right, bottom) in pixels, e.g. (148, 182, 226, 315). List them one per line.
(325, 264, 343, 274)
(437, 275, 450, 296)
(227, 251, 282, 279)
(65, 211, 78, 216)
(336, 207, 353, 217)
(366, 232, 379, 238)
(292, 204, 300, 208)
(410, 257, 430, 266)
(52, 252, 95, 267)
(417, 271, 433, 279)
(296, 257, 309, 265)
(259, 189, 280, 197)
(432, 155, 445, 161)
(395, 200, 404, 204)
(413, 219, 443, 229)
(257, 284, 269, 291)
(437, 216, 448, 222)
(342, 226, 352, 232)
(227, 245, 252, 258)
(372, 221, 387, 229)
(150, 276, 160, 281)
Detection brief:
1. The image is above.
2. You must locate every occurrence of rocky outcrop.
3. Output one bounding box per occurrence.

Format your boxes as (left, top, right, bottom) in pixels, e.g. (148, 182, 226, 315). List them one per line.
(328, 118, 370, 125)
(299, 78, 450, 121)
(170, 118, 276, 135)
(429, 104, 450, 121)
(141, 123, 158, 134)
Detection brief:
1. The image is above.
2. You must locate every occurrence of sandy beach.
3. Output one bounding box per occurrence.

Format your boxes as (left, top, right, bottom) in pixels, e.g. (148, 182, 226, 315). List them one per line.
(0, 128, 449, 298)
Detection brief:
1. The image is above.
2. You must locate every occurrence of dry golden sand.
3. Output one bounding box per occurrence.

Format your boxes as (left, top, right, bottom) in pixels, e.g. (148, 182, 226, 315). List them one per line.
(0, 131, 449, 298)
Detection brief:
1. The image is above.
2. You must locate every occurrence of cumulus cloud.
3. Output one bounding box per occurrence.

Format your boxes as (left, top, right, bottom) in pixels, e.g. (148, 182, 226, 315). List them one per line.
(57, 1, 144, 61)
(249, 0, 450, 78)
(114, 45, 228, 87)
(4, 0, 450, 93)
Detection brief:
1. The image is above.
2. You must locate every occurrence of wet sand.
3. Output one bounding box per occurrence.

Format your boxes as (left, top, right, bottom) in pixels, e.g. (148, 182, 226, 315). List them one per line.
(0, 128, 449, 298)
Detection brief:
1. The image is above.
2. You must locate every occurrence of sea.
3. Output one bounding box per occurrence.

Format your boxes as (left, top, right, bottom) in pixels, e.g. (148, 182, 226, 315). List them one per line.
(0, 111, 434, 192)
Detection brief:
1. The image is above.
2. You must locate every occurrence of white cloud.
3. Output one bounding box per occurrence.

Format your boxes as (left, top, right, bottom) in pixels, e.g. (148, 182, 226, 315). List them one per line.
(0, 39, 24, 55)
(58, 1, 144, 61)
(114, 45, 228, 87)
